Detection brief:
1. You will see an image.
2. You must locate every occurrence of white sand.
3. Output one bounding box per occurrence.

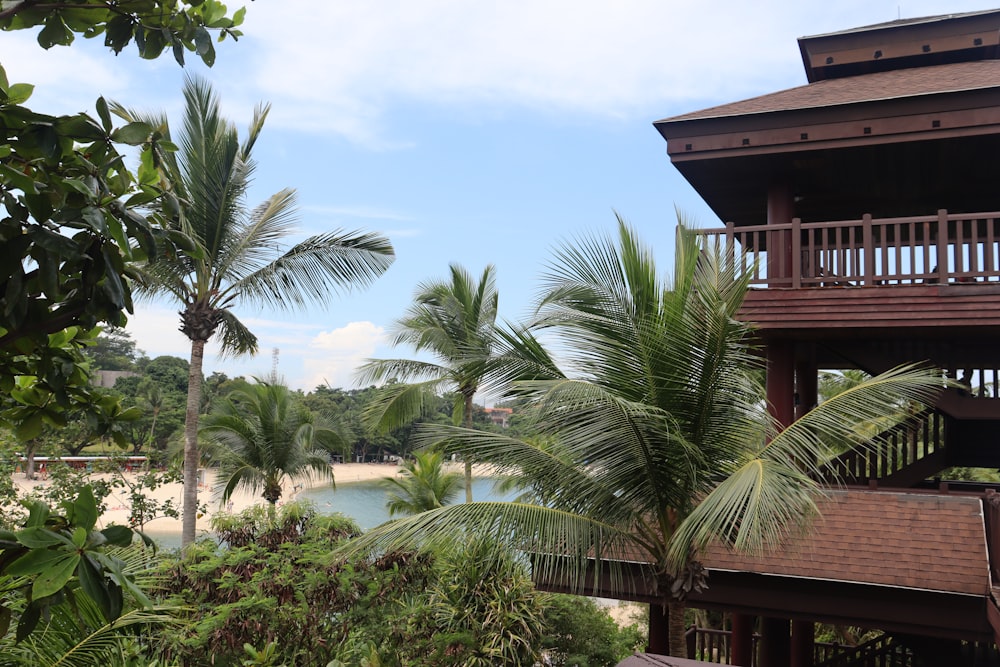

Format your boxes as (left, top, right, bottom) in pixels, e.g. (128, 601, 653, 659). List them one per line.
(9, 462, 496, 538)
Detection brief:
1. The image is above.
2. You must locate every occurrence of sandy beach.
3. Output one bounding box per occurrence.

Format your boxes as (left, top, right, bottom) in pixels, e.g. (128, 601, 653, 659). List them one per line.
(9, 462, 496, 539)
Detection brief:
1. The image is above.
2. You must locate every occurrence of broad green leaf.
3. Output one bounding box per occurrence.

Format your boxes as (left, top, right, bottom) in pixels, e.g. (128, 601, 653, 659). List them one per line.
(15, 526, 71, 549)
(100, 524, 133, 547)
(71, 486, 98, 531)
(6, 546, 71, 576)
(6, 82, 33, 104)
(96, 96, 112, 132)
(14, 412, 43, 440)
(110, 121, 152, 145)
(78, 555, 115, 621)
(0, 164, 39, 194)
(15, 603, 39, 642)
(31, 552, 79, 599)
(55, 113, 105, 140)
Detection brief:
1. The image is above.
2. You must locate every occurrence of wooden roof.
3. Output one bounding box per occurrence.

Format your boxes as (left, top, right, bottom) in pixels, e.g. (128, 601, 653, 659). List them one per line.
(797, 9, 1000, 83)
(653, 12, 1000, 227)
(659, 60, 1000, 125)
(701, 490, 989, 596)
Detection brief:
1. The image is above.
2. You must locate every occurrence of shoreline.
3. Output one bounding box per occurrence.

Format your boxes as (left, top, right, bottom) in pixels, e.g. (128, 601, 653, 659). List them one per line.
(9, 462, 499, 538)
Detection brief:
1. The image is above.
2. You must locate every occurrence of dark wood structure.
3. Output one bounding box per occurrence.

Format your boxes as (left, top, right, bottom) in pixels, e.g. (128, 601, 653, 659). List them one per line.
(616, 10, 1000, 667)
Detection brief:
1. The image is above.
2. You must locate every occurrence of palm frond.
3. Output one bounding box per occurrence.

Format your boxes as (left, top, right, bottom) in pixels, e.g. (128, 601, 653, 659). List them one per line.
(230, 229, 395, 311)
(359, 378, 450, 434)
(334, 501, 644, 599)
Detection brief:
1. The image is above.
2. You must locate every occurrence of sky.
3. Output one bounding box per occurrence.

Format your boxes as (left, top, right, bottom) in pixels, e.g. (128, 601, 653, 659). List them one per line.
(4, 1, 998, 392)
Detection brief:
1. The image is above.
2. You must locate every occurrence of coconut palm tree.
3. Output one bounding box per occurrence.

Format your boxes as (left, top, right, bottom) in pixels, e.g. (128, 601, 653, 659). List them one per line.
(114, 76, 394, 547)
(357, 263, 499, 503)
(201, 380, 347, 517)
(339, 215, 944, 656)
(382, 450, 463, 516)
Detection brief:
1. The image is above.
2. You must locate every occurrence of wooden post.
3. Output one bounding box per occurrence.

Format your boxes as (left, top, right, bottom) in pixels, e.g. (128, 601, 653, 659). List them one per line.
(648, 602, 669, 655)
(937, 209, 949, 283)
(767, 181, 794, 284)
(767, 342, 795, 429)
(791, 620, 814, 667)
(731, 613, 755, 667)
(862, 213, 874, 285)
(759, 617, 791, 667)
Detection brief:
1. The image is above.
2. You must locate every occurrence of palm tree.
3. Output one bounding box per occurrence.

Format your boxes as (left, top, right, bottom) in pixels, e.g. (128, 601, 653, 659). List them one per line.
(114, 76, 395, 547)
(339, 215, 944, 656)
(382, 450, 463, 516)
(201, 380, 347, 516)
(357, 263, 499, 503)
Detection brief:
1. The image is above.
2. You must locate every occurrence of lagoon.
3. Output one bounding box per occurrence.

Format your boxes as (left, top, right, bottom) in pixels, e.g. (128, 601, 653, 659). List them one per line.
(301, 476, 515, 530)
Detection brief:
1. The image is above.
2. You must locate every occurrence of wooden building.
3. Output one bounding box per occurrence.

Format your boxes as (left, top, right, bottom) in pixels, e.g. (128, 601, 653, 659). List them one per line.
(633, 9, 1000, 666)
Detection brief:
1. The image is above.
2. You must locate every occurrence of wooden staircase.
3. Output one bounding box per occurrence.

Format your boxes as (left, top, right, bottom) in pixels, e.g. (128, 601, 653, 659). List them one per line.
(818, 407, 948, 487)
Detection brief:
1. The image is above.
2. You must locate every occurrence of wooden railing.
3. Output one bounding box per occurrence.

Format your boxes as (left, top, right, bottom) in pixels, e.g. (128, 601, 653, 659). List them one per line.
(684, 626, 867, 666)
(818, 408, 945, 485)
(686, 626, 746, 664)
(693, 210, 1000, 288)
(814, 634, 913, 667)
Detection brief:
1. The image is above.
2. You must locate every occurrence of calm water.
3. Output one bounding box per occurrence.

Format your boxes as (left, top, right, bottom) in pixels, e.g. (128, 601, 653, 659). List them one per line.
(141, 477, 515, 550)
(302, 476, 515, 530)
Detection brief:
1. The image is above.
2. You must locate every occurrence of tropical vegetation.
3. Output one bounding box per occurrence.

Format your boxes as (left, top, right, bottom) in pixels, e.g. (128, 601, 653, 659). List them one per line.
(113, 76, 395, 547)
(382, 450, 463, 516)
(201, 380, 347, 514)
(359, 264, 500, 502)
(338, 216, 944, 656)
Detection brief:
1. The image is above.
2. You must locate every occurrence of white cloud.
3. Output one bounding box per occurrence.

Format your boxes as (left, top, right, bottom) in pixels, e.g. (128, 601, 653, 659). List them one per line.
(301, 321, 387, 390)
(225, 0, 999, 145)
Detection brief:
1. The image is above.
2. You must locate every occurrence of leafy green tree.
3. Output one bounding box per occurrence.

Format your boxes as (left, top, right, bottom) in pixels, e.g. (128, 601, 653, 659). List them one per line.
(0, 486, 161, 645)
(0, 1, 243, 443)
(114, 77, 395, 547)
(84, 327, 143, 371)
(540, 594, 645, 666)
(382, 450, 463, 516)
(358, 264, 500, 502)
(341, 217, 944, 656)
(201, 381, 348, 517)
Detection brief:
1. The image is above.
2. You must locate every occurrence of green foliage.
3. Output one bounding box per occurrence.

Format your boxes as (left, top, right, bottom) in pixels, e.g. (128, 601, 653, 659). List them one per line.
(114, 74, 394, 547)
(539, 595, 645, 666)
(339, 216, 947, 656)
(0, 0, 241, 451)
(382, 450, 462, 516)
(202, 380, 347, 509)
(155, 504, 553, 666)
(0, 0, 245, 67)
(0, 485, 151, 641)
(84, 327, 144, 371)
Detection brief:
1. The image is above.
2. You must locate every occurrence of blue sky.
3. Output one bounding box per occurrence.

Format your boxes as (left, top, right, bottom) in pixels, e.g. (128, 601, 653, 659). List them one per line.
(4, 1, 997, 391)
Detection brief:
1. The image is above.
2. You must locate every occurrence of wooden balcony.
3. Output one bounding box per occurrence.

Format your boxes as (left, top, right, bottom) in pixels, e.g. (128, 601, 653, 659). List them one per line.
(694, 210, 1000, 335)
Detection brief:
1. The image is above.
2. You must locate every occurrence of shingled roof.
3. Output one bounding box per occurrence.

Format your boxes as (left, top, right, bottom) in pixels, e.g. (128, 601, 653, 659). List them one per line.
(702, 490, 990, 596)
(657, 60, 1000, 125)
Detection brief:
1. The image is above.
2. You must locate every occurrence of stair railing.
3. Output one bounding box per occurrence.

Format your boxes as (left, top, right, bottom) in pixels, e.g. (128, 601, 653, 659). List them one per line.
(818, 407, 945, 485)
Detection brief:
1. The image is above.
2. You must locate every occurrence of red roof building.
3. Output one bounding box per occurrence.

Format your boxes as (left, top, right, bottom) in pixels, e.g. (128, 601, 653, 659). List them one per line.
(611, 10, 1000, 666)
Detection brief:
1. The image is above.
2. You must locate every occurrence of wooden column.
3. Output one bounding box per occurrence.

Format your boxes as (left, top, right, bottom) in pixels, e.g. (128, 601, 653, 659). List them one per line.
(648, 602, 668, 655)
(767, 181, 795, 282)
(731, 613, 755, 667)
(791, 620, 814, 667)
(759, 616, 791, 667)
(795, 343, 818, 421)
(767, 342, 795, 429)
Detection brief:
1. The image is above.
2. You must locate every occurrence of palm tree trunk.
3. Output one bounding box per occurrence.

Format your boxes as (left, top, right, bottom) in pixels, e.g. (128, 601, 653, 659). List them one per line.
(181, 339, 206, 549)
(648, 599, 689, 657)
(463, 392, 474, 503)
(668, 601, 687, 657)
